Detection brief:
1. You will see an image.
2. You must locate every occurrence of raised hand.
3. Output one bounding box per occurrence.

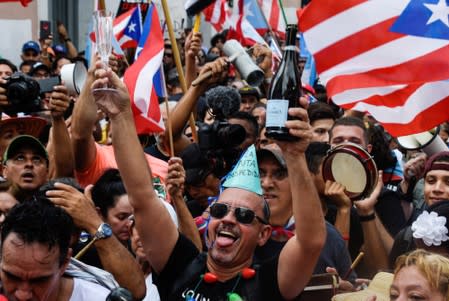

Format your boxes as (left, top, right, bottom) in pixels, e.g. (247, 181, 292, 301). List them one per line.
(46, 183, 102, 232)
(167, 157, 186, 198)
(185, 31, 202, 60)
(275, 97, 312, 157)
(49, 84, 71, 118)
(354, 171, 384, 216)
(91, 60, 131, 118)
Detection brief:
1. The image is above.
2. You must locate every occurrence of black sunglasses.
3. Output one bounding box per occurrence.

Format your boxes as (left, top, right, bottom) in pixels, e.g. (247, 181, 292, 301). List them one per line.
(209, 203, 268, 225)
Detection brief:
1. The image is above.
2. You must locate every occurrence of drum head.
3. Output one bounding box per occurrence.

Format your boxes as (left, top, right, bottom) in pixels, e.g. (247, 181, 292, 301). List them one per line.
(331, 152, 367, 195)
(322, 143, 378, 200)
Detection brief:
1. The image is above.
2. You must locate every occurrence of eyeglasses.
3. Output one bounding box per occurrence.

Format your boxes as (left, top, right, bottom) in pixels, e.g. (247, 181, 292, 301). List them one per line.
(209, 203, 268, 225)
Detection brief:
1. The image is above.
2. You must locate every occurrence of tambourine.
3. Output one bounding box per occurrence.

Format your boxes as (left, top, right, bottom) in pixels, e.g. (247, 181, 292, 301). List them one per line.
(322, 143, 378, 200)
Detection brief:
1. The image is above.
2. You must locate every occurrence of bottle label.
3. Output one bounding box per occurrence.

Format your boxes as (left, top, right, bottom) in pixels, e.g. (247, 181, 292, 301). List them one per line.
(284, 45, 299, 52)
(266, 99, 289, 127)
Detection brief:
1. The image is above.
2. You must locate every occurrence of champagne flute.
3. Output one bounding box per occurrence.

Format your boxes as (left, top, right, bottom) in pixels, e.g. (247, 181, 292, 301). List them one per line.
(92, 10, 116, 93)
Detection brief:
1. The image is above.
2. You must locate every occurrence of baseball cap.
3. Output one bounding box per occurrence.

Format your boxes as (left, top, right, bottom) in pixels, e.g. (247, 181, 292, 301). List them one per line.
(52, 44, 67, 56)
(29, 62, 50, 76)
(22, 41, 41, 53)
(3, 135, 48, 165)
(239, 86, 260, 100)
(257, 143, 286, 168)
(180, 143, 212, 186)
(424, 151, 449, 176)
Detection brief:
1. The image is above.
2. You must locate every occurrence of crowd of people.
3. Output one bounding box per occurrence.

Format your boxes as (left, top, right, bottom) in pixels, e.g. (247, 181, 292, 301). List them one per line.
(0, 12, 448, 301)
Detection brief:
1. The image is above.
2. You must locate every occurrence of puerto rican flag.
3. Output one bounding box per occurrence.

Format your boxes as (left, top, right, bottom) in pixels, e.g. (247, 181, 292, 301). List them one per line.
(299, 0, 449, 136)
(257, 0, 285, 38)
(227, 13, 267, 47)
(113, 6, 142, 49)
(123, 2, 164, 134)
(203, 0, 230, 32)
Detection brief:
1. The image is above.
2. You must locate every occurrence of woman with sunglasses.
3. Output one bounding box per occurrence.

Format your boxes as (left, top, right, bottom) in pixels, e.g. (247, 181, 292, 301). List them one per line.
(92, 55, 326, 300)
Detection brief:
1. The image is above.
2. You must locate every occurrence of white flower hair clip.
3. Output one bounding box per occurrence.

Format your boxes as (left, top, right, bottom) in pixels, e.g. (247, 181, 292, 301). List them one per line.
(412, 211, 449, 247)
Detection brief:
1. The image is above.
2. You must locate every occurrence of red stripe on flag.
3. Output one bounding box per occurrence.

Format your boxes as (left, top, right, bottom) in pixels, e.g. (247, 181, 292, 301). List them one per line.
(313, 18, 402, 74)
(327, 44, 449, 95)
(381, 97, 449, 136)
(123, 4, 164, 134)
(299, 0, 366, 32)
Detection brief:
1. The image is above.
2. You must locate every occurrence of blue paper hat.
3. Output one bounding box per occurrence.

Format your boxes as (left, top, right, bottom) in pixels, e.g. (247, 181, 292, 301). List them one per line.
(222, 145, 263, 195)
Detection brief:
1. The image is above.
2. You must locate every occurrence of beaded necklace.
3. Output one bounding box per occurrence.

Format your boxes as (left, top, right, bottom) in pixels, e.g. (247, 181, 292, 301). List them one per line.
(185, 267, 256, 301)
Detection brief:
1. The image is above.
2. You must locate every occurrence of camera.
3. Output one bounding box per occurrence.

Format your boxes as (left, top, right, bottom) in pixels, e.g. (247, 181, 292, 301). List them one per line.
(197, 120, 246, 151)
(1, 72, 60, 114)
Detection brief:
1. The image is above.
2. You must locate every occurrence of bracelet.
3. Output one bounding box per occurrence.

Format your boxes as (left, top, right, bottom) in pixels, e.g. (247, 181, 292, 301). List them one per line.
(64, 38, 71, 42)
(342, 234, 350, 241)
(358, 212, 376, 222)
(264, 77, 272, 85)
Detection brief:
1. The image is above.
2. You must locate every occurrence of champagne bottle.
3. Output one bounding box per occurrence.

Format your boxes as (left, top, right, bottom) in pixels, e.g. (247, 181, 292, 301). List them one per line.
(265, 24, 302, 141)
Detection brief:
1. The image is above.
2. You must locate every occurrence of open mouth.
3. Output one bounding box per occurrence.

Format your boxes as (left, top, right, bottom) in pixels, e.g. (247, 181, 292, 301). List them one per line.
(215, 230, 239, 248)
(21, 172, 35, 181)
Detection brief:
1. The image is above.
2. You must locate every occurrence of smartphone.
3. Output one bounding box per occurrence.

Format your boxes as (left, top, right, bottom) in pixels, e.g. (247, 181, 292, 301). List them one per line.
(39, 20, 51, 40)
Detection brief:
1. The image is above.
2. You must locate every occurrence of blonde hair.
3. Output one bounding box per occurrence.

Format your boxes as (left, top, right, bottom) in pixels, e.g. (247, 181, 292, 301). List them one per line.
(395, 249, 449, 299)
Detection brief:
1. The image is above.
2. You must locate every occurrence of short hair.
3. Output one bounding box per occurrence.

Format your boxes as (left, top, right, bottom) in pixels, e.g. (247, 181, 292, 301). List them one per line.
(394, 249, 449, 299)
(91, 169, 127, 218)
(19, 60, 35, 71)
(308, 102, 336, 124)
(305, 142, 331, 174)
(51, 55, 71, 74)
(1, 197, 74, 266)
(329, 116, 368, 144)
(0, 58, 17, 73)
(228, 111, 259, 138)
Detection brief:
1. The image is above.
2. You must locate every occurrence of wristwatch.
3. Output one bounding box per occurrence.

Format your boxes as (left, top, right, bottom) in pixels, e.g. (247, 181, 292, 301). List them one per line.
(73, 223, 112, 260)
(94, 223, 113, 240)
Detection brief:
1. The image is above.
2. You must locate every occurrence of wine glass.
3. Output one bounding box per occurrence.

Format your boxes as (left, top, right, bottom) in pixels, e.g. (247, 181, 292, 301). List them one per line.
(92, 10, 116, 93)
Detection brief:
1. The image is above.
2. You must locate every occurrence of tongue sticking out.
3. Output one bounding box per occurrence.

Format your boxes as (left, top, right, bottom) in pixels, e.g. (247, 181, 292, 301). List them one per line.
(216, 236, 235, 248)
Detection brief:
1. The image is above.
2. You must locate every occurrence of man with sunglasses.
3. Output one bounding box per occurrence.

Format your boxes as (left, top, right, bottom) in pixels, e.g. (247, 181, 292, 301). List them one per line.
(92, 56, 326, 300)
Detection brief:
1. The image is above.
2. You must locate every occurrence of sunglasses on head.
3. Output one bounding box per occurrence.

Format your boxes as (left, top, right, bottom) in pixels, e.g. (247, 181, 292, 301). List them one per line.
(209, 203, 268, 225)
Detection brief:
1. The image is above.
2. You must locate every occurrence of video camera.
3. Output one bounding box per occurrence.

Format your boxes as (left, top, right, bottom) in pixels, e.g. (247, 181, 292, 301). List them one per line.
(1, 72, 59, 114)
(194, 86, 246, 177)
(1, 62, 87, 115)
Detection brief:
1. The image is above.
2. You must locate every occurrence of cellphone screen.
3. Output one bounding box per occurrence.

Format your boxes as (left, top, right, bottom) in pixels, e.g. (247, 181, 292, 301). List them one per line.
(40, 20, 51, 40)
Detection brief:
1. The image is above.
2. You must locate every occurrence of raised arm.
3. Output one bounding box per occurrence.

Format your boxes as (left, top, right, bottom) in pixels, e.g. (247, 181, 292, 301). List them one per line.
(70, 60, 98, 172)
(46, 183, 146, 299)
(162, 57, 229, 155)
(47, 84, 74, 178)
(91, 63, 178, 273)
(167, 157, 202, 251)
(276, 99, 326, 300)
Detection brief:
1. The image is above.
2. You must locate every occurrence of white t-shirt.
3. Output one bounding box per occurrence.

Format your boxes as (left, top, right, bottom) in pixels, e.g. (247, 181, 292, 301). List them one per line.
(142, 274, 161, 301)
(69, 278, 110, 300)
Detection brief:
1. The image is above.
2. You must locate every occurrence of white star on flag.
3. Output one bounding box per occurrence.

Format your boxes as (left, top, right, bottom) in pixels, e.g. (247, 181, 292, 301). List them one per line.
(128, 22, 137, 32)
(424, 0, 449, 27)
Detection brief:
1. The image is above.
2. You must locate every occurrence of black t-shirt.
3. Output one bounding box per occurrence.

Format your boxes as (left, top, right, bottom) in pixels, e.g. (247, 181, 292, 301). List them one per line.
(155, 234, 286, 301)
(255, 222, 356, 283)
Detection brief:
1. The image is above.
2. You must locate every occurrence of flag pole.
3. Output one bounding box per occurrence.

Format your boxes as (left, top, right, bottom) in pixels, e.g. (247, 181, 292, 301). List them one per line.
(160, 0, 198, 144)
(277, 0, 288, 27)
(254, 1, 282, 53)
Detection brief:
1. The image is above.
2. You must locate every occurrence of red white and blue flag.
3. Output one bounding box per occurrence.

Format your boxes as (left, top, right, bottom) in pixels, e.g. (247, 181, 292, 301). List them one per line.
(113, 6, 142, 49)
(257, 0, 285, 38)
(203, 0, 230, 32)
(124, 2, 165, 134)
(238, 0, 269, 35)
(227, 13, 267, 47)
(299, 0, 449, 136)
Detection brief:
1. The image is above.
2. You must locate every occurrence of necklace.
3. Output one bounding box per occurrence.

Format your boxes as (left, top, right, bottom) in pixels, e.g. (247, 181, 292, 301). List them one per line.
(185, 267, 256, 301)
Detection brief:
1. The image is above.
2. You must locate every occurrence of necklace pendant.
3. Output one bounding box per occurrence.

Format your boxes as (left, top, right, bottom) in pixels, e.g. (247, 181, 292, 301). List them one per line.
(241, 267, 256, 279)
(203, 272, 218, 283)
(227, 292, 243, 301)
